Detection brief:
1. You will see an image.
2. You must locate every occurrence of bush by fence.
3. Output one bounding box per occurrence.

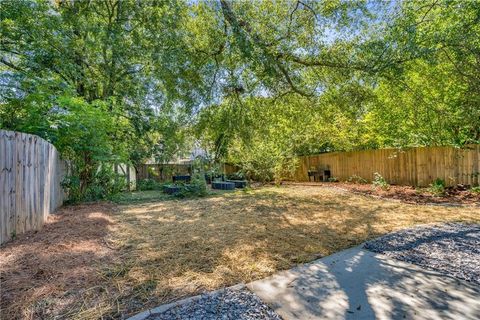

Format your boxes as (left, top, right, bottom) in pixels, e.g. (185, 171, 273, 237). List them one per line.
(0, 130, 66, 245)
(294, 145, 480, 187)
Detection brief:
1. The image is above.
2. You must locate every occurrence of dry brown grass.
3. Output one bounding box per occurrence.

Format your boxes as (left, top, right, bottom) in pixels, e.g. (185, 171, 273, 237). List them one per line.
(0, 203, 120, 319)
(1, 185, 479, 319)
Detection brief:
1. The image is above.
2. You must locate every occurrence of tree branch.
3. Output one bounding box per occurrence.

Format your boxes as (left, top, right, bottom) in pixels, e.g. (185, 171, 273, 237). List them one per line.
(0, 57, 22, 71)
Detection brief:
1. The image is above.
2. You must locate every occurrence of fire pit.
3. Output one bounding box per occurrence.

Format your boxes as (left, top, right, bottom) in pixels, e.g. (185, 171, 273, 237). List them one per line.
(163, 185, 181, 194)
(226, 180, 247, 188)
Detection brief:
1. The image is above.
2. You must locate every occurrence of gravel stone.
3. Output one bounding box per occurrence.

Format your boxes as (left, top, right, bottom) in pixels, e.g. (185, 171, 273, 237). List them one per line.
(146, 288, 281, 320)
(364, 223, 480, 284)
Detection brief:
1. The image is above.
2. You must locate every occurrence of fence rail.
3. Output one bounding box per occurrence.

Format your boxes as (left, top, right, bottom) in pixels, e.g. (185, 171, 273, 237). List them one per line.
(293, 145, 480, 187)
(0, 130, 65, 245)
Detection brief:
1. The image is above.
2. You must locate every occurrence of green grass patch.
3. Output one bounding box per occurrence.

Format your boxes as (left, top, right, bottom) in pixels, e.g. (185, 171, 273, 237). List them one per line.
(111, 190, 172, 204)
(112, 188, 240, 205)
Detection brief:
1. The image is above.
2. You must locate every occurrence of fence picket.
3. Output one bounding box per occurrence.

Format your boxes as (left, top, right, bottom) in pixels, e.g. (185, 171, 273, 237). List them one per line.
(0, 130, 65, 245)
(292, 145, 480, 187)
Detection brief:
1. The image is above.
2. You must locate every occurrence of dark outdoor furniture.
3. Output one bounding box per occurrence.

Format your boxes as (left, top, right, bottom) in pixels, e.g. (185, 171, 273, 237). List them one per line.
(323, 170, 331, 182)
(226, 180, 247, 188)
(308, 167, 332, 182)
(212, 181, 235, 190)
(307, 170, 319, 182)
(173, 175, 191, 183)
(205, 174, 212, 184)
(163, 185, 181, 194)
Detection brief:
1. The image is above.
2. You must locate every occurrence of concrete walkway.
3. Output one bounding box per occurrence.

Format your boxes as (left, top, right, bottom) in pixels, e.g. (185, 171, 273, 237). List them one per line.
(248, 246, 480, 320)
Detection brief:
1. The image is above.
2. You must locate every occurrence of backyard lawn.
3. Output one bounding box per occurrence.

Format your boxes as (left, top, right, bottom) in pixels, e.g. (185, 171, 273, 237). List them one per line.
(1, 185, 479, 319)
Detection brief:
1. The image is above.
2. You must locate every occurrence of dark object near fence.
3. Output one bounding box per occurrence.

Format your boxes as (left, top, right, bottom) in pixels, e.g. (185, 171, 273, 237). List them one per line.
(205, 174, 212, 184)
(308, 167, 331, 182)
(173, 175, 191, 183)
(212, 181, 235, 190)
(307, 170, 318, 182)
(226, 180, 247, 188)
(323, 170, 331, 182)
(163, 185, 181, 194)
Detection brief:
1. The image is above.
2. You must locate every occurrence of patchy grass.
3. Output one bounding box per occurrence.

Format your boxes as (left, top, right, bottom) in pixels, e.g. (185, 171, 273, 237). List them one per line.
(111, 187, 236, 204)
(111, 190, 172, 204)
(1, 185, 479, 319)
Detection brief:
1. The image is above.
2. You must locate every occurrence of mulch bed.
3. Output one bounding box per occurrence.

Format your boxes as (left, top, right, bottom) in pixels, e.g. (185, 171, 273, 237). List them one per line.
(287, 182, 480, 206)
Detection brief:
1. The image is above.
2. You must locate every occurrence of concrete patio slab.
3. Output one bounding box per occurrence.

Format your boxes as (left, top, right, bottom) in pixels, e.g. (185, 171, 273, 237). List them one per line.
(247, 246, 480, 320)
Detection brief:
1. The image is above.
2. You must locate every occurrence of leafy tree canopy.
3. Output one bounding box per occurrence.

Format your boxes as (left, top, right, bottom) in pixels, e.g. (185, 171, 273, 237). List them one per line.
(1, 0, 479, 187)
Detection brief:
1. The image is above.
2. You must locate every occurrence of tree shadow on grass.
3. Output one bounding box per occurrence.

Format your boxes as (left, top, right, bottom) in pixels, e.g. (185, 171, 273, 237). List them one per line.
(114, 189, 388, 315)
(1, 187, 479, 319)
(115, 187, 479, 317)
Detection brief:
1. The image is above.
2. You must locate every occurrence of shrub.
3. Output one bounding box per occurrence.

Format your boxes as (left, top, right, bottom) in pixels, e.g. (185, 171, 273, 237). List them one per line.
(62, 165, 127, 202)
(227, 171, 246, 180)
(328, 177, 339, 182)
(61, 175, 82, 203)
(230, 141, 298, 184)
(348, 174, 367, 184)
(429, 178, 446, 195)
(137, 179, 163, 191)
(205, 162, 222, 181)
(372, 172, 389, 190)
(95, 166, 127, 196)
(470, 186, 480, 193)
(174, 172, 207, 198)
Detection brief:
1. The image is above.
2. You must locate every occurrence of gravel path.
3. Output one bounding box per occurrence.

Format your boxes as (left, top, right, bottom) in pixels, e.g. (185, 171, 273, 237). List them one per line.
(364, 223, 480, 284)
(146, 287, 281, 320)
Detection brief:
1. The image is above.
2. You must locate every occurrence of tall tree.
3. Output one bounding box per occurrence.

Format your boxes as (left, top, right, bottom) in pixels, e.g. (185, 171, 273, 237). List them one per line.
(1, 0, 210, 198)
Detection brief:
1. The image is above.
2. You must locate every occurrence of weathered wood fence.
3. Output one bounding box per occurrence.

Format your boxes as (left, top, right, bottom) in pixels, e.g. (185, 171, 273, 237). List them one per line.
(0, 130, 66, 245)
(137, 164, 192, 182)
(293, 145, 480, 187)
(137, 163, 239, 182)
(137, 146, 479, 187)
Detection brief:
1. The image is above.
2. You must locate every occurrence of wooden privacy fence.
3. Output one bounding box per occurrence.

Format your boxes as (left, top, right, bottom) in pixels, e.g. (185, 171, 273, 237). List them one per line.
(137, 163, 239, 182)
(0, 130, 66, 245)
(138, 164, 192, 182)
(293, 145, 480, 187)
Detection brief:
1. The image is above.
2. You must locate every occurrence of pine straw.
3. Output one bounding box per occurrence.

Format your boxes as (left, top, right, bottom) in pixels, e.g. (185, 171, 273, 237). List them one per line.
(1, 185, 479, 319)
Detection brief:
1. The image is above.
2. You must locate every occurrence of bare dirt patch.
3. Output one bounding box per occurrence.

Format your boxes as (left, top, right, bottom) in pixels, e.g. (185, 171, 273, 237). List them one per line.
(1, 185, 479, 319)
